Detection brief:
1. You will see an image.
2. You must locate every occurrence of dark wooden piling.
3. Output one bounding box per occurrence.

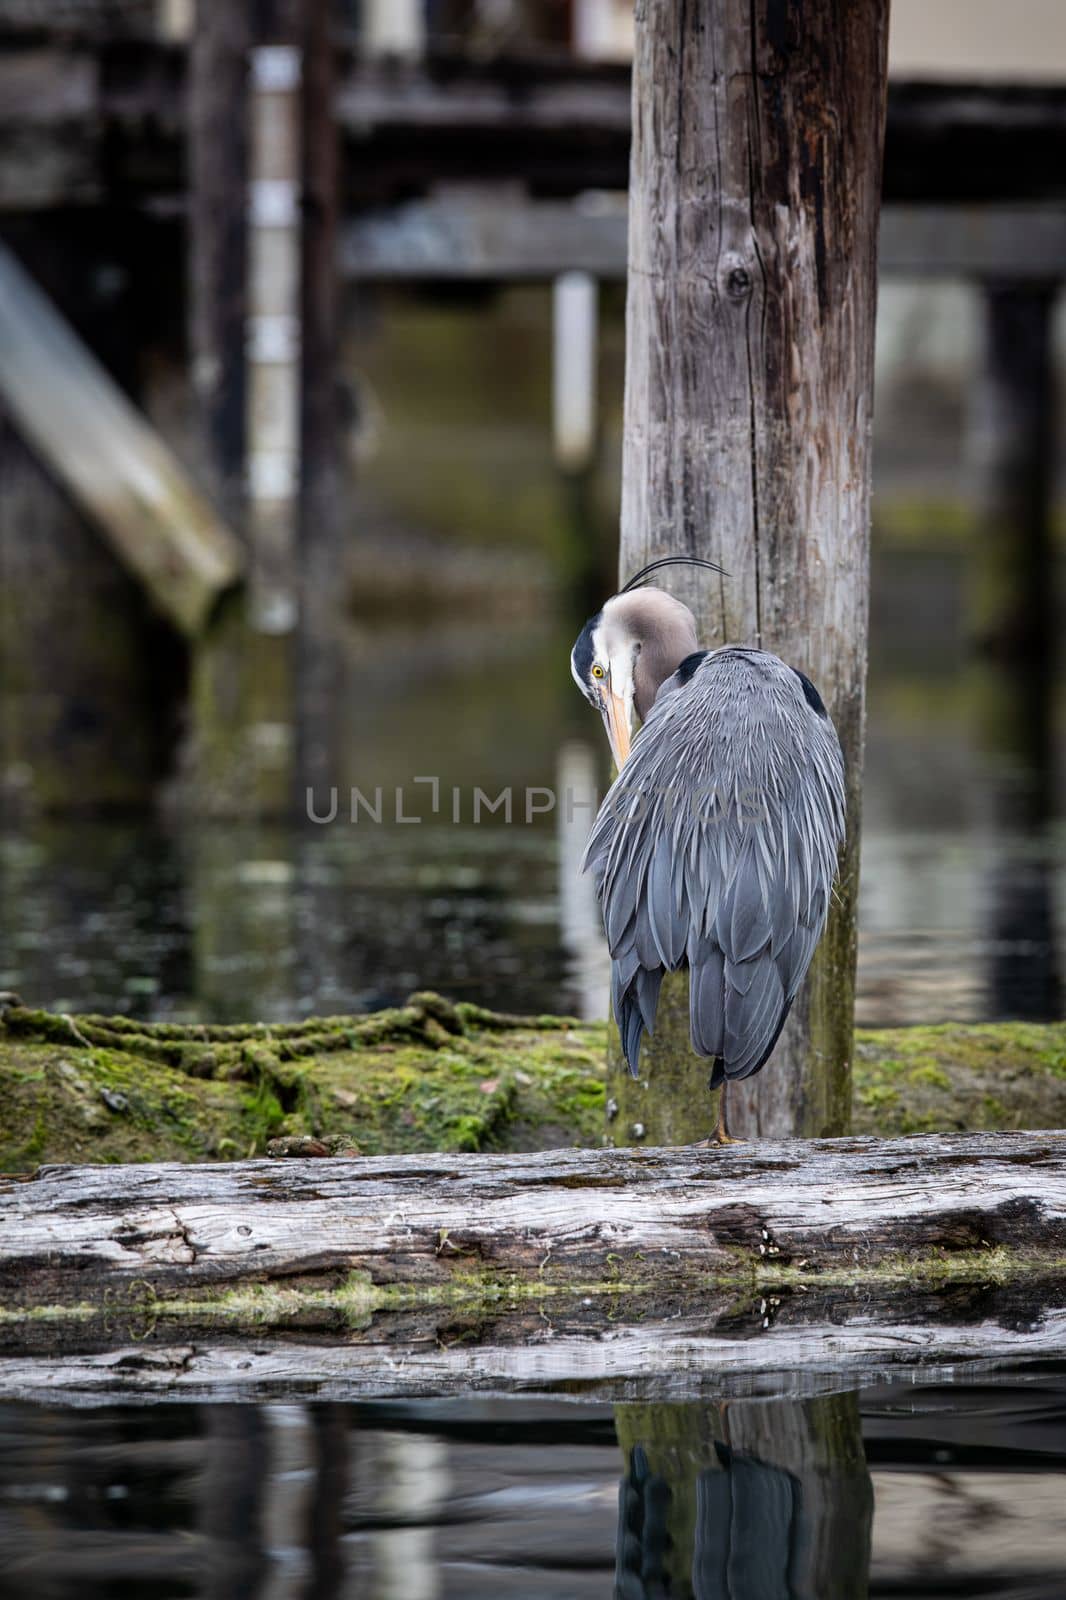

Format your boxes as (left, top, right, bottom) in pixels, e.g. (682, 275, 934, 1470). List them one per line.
(0, 417, 185, 813)
(184, 0, 288, 817)
(969, 282, 1062, 1022)
(296, 0, 346, 806)
(185, 0, 345, 817)
(188, 1, 250, 522)
(0, 228, 194, 813)
(970, 283, 1056, 750)
(612, 0, 890, 1144)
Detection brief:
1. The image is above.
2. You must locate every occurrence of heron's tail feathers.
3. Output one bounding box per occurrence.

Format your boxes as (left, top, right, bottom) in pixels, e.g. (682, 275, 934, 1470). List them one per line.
(614, 964, 663, 1077)
(708, 995, 795, 1087)
(614, 962, 796, 1084)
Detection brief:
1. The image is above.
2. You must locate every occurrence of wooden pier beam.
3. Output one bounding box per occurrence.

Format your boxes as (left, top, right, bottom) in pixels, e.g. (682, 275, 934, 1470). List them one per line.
(185, 0, 297, 817)
(613, 0, 890, 1143)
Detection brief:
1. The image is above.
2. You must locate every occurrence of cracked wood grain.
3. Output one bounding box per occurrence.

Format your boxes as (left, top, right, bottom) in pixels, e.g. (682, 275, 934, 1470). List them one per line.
(1, 1133, 1062, 1314)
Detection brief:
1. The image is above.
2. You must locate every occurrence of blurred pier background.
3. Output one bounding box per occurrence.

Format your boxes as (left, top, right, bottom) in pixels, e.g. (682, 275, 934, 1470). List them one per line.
(0, 0, 1062, 1027)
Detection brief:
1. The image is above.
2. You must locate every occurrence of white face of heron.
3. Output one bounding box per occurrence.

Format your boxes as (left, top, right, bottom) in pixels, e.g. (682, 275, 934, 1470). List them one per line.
(570, 589, 701, 769)
(569, 601, 639, 770)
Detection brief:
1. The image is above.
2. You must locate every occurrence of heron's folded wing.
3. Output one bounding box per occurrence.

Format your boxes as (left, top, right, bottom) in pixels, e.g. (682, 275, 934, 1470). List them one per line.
(583, 650, 846, 1080)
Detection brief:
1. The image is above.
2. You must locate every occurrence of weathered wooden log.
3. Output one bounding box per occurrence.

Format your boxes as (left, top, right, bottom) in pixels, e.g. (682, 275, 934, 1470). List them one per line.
(1, 1134, 1064, 1400)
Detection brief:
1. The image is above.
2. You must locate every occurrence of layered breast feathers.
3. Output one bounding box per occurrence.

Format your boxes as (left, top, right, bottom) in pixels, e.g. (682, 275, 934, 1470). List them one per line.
(582, 648, 846, 1084)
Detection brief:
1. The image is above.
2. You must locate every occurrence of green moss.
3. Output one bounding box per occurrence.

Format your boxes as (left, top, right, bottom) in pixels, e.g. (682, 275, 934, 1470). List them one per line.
(908, 1064, 951, 1090)
(2, 1002, 1064, 1169)
(241, 1082, 286, 1155)
(853, 1021, 1066, 1135)
(0, 996, 608, 1169)
(858, 1084, 900, 1110)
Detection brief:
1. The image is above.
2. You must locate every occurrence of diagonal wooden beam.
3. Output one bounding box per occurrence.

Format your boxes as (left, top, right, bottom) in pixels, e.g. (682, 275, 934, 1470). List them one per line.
(0, 241, 243, 637)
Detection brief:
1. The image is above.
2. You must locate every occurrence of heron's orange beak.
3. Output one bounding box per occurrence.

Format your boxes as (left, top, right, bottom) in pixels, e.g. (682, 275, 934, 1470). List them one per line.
(602, 684, 631, 771)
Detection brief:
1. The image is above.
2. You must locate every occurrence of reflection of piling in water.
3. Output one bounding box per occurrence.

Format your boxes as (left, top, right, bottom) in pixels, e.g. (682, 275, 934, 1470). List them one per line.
(727, 1395, 872, 1600)
(614, 1395, 872, 1600)
(365, 1434, 449, 1600)
(200, 1406, 269, 1600)
(259, 1404, 317, 1600)
(306, 1405, 351, 1600)
(692, 1448, 796, 1600)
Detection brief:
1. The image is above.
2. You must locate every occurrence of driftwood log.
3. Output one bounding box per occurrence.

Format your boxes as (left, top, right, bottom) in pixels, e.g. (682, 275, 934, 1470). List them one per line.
(2, 1132, 1064, 1400)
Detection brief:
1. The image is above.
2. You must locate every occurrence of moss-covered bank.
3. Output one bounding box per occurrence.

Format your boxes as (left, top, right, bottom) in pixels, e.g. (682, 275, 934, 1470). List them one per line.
(0, 994, 1062, 1171)
(0, 993, 605, 1170)
(852, 1021, 1066, 1134)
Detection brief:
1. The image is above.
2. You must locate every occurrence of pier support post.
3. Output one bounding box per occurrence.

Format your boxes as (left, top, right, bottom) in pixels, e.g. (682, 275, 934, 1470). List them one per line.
(611, 0, 890, 1142)
(970, 281, 1061, 1020)
(187, 0, 343, 816)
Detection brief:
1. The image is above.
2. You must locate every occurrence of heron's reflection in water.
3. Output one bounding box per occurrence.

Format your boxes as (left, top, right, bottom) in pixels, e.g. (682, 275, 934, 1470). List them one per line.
(614, 1395, 872, 1600)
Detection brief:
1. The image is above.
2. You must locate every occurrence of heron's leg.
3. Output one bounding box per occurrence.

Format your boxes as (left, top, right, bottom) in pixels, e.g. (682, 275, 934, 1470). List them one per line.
(714, 1083, 745, 1145)
(686, 1084, 746, 1148)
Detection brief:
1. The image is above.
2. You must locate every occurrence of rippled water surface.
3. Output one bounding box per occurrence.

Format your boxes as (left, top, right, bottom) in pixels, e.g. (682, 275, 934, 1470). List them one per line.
(2, 1367, 1064, 1598)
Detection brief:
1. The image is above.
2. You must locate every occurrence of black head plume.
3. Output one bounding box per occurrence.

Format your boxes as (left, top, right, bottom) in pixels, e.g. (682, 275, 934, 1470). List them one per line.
(619, 555, 727, 594)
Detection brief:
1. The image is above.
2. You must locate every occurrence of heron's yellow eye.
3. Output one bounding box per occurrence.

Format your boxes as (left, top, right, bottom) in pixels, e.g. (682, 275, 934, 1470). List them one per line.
(591, 664, 605, 680)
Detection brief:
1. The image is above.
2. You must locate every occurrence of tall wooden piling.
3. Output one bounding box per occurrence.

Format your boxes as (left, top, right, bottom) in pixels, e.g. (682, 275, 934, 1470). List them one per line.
(185, 0, 292, 817)
(296, 0, 345, 806)
(186, 0, 343, 816)
(970, 282, 1061, 1021)
(612, 0, 890, 1142)
(188, 2, 250, 522)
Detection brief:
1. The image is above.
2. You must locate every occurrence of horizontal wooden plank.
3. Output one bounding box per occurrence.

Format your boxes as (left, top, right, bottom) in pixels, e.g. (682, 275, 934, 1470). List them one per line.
(879, 205, 1066, 279)
(2, 46, 1066, 210)
(341, 197, 1066, 281)
(340, 192, 628, 278)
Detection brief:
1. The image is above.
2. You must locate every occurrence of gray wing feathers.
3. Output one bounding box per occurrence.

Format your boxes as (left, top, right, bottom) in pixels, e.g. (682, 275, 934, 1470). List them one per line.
(583, 648, 846, 1082)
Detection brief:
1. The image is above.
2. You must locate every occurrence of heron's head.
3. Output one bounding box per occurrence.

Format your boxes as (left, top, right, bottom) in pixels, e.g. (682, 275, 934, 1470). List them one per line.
(570, 586, 700, 769)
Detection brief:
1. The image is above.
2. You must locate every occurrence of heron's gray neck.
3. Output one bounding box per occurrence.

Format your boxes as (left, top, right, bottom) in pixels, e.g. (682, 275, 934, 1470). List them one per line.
(605, 589, 700, 722)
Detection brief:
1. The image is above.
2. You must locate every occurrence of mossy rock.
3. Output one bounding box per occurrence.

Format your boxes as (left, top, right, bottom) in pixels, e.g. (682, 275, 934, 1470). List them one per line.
(1, 996, 1063, 1170)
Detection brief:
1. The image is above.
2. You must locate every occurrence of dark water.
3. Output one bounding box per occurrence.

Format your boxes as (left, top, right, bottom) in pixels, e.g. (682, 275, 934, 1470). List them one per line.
(1, 547, 1062, 1026)
(2, 1367, 1064, 1598)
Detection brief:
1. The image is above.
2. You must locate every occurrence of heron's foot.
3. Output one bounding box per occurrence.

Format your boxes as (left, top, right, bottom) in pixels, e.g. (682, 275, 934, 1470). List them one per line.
(684, 1086, 747, 1147)
(714, 1085, 745, 1145)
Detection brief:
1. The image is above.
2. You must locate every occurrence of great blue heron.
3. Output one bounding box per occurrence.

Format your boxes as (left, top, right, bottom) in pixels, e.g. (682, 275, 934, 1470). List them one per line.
(571, 557, 846, 1142)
